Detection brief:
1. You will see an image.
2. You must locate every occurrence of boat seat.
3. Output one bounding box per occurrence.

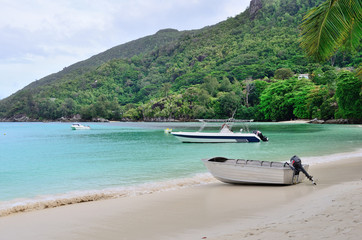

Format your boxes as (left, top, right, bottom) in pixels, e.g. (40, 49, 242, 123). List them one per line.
(246, 160, 262, 166)
(270, 161, 284, 168)
(261, 161, 272, 167)
(236, 159, 246, 165)
(225, 159, 237, 164)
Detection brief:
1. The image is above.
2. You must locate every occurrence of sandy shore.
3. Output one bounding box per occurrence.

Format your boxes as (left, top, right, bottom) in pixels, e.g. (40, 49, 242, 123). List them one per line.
(277, 119, 310, 123)
(1, 157, 361, 240)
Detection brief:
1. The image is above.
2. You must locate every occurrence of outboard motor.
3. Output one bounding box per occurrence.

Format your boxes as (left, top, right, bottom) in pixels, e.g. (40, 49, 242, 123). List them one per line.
(289, 155, 316, 185)
(253, 130, 269, 142)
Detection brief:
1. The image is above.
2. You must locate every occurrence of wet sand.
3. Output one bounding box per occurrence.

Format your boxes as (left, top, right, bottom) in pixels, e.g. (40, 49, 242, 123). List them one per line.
(0, 157, 361, 240)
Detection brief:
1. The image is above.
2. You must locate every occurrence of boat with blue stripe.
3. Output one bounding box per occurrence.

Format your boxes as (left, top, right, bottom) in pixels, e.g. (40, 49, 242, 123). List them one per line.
(171, 119, 268, 143)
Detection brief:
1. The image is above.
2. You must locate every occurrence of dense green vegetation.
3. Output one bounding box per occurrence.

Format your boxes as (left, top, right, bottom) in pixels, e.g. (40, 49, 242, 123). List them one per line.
(0, 0, 361, 122)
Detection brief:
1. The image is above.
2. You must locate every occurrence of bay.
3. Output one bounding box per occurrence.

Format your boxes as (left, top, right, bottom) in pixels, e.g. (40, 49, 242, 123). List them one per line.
(0, 122, 361, 209)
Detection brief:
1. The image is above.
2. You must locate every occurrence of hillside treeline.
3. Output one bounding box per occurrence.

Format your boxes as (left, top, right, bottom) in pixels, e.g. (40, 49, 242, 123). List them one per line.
(0, 0, 361, 122)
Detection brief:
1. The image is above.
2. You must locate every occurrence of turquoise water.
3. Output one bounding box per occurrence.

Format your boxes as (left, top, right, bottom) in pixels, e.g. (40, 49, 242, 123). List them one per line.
(1, 122, 361, 209)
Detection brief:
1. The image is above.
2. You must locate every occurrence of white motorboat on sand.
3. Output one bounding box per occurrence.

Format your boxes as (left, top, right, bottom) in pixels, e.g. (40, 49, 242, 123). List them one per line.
(202, 155, 315, 185)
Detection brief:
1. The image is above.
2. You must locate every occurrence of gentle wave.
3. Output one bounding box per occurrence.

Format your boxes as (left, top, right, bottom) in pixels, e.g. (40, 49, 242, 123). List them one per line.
(1, 149, 362, 217)
(0, 173, 217, 217)
(303, 148, 362, 165)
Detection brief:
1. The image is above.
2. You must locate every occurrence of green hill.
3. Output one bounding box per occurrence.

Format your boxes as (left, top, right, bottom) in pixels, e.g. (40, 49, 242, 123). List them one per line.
(24, 28, 184, 90)
(1, 0, 361, 122)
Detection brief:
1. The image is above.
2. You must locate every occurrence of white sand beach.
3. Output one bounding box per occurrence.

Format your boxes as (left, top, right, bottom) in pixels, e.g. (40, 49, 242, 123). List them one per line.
(0, 156, 361, 240)
(277, 119, 310, 123)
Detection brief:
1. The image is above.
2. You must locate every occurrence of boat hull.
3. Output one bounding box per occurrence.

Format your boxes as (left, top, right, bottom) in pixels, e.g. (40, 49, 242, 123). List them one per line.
(171, 132, 260, 143)
(71, 127, 90, 130)
(202, 158, 308, 185)
(71, 124, 90, 130)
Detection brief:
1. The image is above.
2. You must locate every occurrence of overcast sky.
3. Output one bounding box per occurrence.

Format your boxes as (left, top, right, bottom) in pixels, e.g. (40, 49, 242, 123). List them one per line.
(0, 0, 250, 99)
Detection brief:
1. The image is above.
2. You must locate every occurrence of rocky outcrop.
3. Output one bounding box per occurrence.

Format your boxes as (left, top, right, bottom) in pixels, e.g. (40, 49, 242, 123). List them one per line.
(309, 118, 349, 124)
(308, 118, 325, 124)
(0, 114, 37, 122)
(249, 0, 263, 20)
(325, 119, 349, 124)
(92, 117, 109, 122)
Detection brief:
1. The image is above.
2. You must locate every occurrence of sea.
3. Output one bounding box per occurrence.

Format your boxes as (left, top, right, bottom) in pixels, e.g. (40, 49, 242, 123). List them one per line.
(1, 121, 362, 216)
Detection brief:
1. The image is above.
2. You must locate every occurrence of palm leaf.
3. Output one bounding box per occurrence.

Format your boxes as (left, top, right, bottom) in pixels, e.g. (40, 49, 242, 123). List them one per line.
(343, 0, 362, 50)
(357, 63, 362, 79)
(300, 0, 361, 61)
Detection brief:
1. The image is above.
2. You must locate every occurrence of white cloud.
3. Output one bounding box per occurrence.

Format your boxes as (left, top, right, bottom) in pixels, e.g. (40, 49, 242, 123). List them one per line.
(0, 0, 249, 99)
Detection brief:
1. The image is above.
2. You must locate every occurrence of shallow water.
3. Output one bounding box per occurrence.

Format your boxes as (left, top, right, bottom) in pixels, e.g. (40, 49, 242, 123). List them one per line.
(0, 122, 361, 213)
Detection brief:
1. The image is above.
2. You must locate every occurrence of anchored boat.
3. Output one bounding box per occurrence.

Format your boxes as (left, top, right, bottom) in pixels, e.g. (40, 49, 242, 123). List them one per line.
(71, 123, 91, 130)
(171, 119, 268, 143)
(202, 155, 315, 185)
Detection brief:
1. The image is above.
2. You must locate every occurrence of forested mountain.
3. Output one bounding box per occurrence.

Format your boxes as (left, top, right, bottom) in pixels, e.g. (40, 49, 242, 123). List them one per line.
(1, 0, 361, 122)
(23, 28, 184, 90)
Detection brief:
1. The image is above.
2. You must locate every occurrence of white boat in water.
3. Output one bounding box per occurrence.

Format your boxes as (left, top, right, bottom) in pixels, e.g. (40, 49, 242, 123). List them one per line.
(71, 123, 91, 130)
(171, 120, 268, 143)
(202, 156, 315, 185)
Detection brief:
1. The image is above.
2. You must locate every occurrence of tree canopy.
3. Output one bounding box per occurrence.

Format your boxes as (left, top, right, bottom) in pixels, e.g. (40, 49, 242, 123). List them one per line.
(0, 0, 361, 123)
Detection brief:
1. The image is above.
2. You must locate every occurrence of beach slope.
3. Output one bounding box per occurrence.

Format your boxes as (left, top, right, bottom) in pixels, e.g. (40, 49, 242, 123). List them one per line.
(0, 157, 361, 240)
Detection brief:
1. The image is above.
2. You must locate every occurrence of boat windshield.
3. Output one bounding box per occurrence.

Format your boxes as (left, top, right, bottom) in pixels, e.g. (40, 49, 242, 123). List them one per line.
(197, 120, 207, 132)
(196, 118, 235, 132)
(220, 124, 233, 133)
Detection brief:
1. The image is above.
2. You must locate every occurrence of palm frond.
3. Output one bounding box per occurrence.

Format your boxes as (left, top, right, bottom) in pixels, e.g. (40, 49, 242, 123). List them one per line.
(357, 63, 362, 79)
(342, 0, 362, 49)
(300, 0, 361, 61)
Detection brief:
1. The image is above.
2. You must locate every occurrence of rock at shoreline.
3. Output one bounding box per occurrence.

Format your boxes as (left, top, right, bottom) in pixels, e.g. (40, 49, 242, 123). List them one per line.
(325, 119, 349, 124)
(309, 118, 325, 124)
(309, 118, 349, 124)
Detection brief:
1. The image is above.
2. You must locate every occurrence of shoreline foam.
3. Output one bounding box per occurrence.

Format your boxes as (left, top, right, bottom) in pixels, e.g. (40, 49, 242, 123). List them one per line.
(0, 156, 361, 240)
(1, 148, 362, 217)
(0, 173, 217, 217)
(303, 148, 362, 165)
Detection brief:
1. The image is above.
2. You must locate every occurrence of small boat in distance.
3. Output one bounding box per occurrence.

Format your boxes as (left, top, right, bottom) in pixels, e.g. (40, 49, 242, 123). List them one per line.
(171, 119, 268, 143)
(71, 123, 91, 130)
(202, 156, 315, 185)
